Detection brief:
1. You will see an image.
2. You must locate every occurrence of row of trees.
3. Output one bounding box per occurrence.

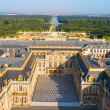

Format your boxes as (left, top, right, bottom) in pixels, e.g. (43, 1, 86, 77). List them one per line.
(0, 15, 51, 37)
(58, 16, 110, 23)
(58, 16, 110, 39)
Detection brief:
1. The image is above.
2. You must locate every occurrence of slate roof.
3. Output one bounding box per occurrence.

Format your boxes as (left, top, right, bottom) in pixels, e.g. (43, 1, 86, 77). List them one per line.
(34, 41, 78, 46)
(0, 49, 4, 56)
(7, 70, 27, 80)
(76, 53, 107, 81)
(85, 44, 110, 49)
(85, 71, 105, 82)
(0, 70, 28, 87)
(0, 41, 34, 46)
(0, 40, 110, 48)
(0, 57, 21, 64)
(0, 45, 23, 48)
(0, 67, 6, 73)
(83, 55, 106, 68)
(11, 51, 31, 67)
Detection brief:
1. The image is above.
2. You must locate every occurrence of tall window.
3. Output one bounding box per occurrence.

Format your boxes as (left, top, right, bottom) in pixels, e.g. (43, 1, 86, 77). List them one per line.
(39, 62, 41, 67)
(100, 49, 102, 53)
(59, 62, 62, 68)
(84, 97, 87, 103)
(89, 86, 92, 94)
(54, 56, 57, 60)
(54, 70, 56, 74)
(59, 70, 61, 74)
(19, 86, 22, 91)
(94, 49, 96, 53)
(70, 53, 73, 56)
(43, 62, 45, 67)
(66, 63, 68, 68)
(103, 50, 105, 53)
(70, 63, 72, 68)
(106, 50, 108, 53)
(92, 97, 96, 104)
(24, 97, 26, 103)
(49, 62, 52, 67)
(15, 97, 17, 103)
(54, 62, 57, 68)
(38, 52, 41, 55)
(49, 56, 52, 60)
(97, 49, 99, 53)
(59, 56, 62, 60)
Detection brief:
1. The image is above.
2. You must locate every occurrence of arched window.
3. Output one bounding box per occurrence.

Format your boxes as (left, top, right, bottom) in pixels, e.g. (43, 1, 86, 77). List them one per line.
(18, 75, 23, 81)
(49, 62, 52, 67)
(54, 62, 57, 68)
(88, 75, 93, 82)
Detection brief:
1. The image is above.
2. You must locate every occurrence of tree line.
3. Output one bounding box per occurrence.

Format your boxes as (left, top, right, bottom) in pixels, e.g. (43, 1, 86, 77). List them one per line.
(0, 15, 51, 37)
(58, 16, 110, 39)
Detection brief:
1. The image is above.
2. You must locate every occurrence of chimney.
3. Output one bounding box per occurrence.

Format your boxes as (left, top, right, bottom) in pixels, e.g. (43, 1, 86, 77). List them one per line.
(12, 52, 15, 58)
(103, 54, 105, 58)
(98, 60, 100, 65)
(85, 48, 88, 51)
(27, 48, 29, 52)
(91, 56, 93, 59)
(100, 63, 103, 67)
(22, 54, 25, 59)
(98, 57, 101, 61)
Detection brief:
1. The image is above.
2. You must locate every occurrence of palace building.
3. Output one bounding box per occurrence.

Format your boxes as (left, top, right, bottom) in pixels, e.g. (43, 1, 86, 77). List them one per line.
(0, 40, 110, 110)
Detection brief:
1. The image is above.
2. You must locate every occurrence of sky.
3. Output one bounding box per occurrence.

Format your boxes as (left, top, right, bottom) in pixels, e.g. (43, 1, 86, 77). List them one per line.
(0, 0, 110, 15)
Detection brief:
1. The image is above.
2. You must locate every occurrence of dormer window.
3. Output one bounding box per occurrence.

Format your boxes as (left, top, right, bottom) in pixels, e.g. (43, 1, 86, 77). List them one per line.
(7, 49, 9, 51)
(18, 75, 23, 81)
(88, 75, 93, 82)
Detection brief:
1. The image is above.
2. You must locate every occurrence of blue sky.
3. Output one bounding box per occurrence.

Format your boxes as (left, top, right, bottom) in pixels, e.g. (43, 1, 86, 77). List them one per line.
(0, 0, 110, 15)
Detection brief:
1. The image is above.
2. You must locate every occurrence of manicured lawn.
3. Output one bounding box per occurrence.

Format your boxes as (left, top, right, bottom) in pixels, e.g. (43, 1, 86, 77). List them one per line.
(51, 26, 57, 32)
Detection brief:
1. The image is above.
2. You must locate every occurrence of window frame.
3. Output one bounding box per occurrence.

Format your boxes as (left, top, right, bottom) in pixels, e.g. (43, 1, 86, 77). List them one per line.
(19, 86, 22, 92)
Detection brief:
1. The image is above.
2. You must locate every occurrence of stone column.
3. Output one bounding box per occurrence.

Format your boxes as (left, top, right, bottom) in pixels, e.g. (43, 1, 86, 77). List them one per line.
(46, 70, 48, 76)
(27, 85, 30, 104)
(96, 49, 97, 54)
(102, 49, 103, 54)
(80, 86, 83, 106)
(52, 70, 54, 76)
(93, 49, 94, 53)
(5, 86, 8, 110)
(62, 70, 64, 76)
(64, 63, 65, 75)
(57, 70, 59, 76)
(102, 89, 106, 110)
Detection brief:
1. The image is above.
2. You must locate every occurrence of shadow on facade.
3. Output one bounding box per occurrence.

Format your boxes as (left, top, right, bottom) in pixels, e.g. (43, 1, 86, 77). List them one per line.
(32, 59, 79, 109)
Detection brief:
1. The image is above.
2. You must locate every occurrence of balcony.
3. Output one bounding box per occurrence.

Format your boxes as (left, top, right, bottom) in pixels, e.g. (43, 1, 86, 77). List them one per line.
(83, 93, 97, 97)
(13, 92, 27, 96)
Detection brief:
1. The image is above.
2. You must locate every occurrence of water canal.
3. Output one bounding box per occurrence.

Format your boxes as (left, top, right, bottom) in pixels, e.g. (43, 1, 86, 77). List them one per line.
(51, 17, 59, 25)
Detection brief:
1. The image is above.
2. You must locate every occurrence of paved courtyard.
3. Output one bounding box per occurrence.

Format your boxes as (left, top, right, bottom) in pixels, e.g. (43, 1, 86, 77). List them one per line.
(11, 75, 99, 110)
(32, 75, 78, 102)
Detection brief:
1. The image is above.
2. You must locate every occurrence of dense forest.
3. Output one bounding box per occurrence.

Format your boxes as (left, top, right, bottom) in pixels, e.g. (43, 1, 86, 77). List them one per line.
(58, 16, 110, 39)
(0, 15, 51, 37)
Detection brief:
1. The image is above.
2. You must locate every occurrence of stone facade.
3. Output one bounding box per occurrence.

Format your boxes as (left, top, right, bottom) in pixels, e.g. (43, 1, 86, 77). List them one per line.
(0, 44, 110, 110)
